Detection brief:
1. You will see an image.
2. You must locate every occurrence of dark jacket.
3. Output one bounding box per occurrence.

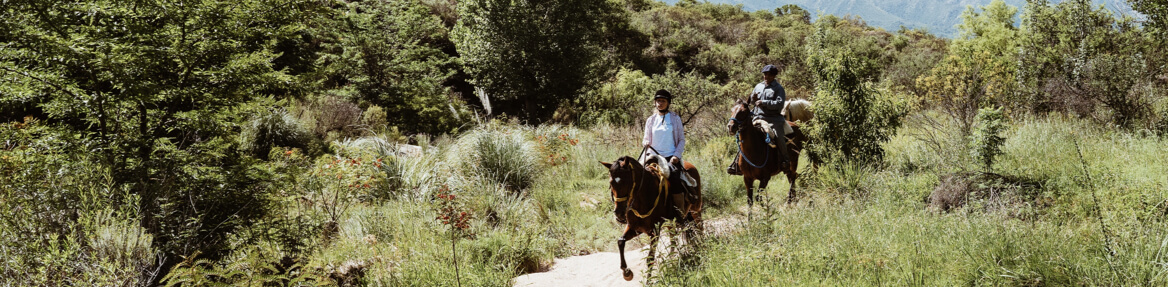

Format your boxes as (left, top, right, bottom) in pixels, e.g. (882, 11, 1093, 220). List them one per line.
(751, 80, 786, 121)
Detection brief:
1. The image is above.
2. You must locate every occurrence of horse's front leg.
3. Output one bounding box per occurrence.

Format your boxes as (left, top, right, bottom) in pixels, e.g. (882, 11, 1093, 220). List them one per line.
(645, 230, 660, 278)
(786, 167, 799, 204)
(744, 176, 756, 207)
(757, 177, 771, 205)
(744, 176, 756, 221)
(617, 226, 639, 281)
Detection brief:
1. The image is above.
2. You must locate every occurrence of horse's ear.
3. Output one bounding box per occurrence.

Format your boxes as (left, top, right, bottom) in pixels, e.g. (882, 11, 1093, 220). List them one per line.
(598, 161, 612, 169)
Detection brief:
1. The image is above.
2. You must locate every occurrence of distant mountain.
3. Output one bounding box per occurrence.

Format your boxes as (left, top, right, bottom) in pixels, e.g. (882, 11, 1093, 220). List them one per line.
(661, 0, 1141, 38)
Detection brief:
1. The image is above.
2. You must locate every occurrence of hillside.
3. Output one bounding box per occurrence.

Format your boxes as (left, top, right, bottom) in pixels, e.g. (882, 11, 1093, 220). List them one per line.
(666, 0, 1140, 37)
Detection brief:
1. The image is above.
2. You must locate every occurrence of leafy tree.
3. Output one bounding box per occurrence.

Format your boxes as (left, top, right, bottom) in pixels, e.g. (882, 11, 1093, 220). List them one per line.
(805, 23, 910, 165)
(777, 4, 812, 24)
(883, 27, 947, 99)
(0, 0, 320, 279)
(578, 68, 729, 127)
(917, 0, 1019, 135)
(453, 0, 620, 123)
(309, 0, 463, 135)
(917, 51, 1014, 136)
(955, 0, 1021, 59)
(1129, 0, 1168, 34)
(1018, 0, 1153, 125)
(803, 15, 894, 84)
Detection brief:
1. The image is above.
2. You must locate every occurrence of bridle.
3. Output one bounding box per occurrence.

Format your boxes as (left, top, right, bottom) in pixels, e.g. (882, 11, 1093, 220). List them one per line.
(729, 107, 770, 169)
(611, 160, 636, 204)
(610, 157, 667, 219)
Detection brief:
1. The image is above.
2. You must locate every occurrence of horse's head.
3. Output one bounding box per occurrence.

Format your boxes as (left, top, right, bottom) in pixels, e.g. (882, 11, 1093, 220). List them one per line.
(599, 156, 643, 224)
(727, 99, 754, 134)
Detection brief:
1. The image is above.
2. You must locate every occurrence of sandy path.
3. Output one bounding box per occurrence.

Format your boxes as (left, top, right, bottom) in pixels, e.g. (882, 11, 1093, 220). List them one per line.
(511, 246, 650, 287)
(511, 217, 742, 286)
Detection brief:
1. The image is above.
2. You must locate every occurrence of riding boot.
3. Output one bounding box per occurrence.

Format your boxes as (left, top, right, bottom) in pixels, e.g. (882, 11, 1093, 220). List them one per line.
(727, 159, 741, 175)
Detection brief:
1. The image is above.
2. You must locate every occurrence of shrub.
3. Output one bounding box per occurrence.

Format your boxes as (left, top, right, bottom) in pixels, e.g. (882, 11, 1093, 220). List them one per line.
(915, 51, 1014, 135)
(1083, 53, 1152, 128)
(239, 106, 314, 160)
(805, 26, 910, 165)
(970, 107, 1008, 172)
(311, 96, 364, 142)
(322, 138, 394, 205)
(815, 161, 876, 198)
(361, 105, 389, 134)
(1156, 103, 1168, 137)
(532, 126, 581, 167)
(577, 69, 650, 126)
(0, 120, 158, 286)
(578, 68, 729, 129)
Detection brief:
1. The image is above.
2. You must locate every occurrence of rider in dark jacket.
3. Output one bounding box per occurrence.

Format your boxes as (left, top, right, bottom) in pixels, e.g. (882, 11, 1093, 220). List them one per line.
(728, 64, 790, 175)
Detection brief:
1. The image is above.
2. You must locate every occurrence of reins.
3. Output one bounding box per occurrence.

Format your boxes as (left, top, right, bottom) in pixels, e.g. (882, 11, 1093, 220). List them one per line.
(730, 116, 769, 169)
(613, 146, 668, 219)
(627, 163, 668, 219)
(616, 147, 654, 205)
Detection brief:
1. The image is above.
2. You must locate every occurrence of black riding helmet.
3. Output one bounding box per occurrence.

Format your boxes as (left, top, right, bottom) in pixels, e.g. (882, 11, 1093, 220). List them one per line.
(652, 89, 672, 102)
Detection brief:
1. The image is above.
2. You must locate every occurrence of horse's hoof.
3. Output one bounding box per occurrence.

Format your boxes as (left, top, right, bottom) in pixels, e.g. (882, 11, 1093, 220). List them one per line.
(623, 268, 634, 281)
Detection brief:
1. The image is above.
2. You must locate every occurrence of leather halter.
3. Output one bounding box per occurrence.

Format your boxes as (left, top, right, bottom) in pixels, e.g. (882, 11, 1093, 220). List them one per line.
(612, 160, 636, 203)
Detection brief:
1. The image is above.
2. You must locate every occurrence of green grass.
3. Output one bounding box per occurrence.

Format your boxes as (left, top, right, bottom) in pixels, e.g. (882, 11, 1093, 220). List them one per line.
(657, 198, 1168, 285)
(92, 112, 1166, 286)
(290, 122, 625, 285)
(649, 112, 1168, 285)
(321, 112, 1165, 286)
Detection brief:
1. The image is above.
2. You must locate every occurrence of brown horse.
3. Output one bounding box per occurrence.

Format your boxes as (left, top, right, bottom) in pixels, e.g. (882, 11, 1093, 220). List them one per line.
(599, 155, 702, 281)
(726, 99, 810, 206)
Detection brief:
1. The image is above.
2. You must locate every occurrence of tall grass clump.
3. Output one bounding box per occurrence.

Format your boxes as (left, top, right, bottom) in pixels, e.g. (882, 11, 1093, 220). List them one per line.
(656, 198, 1168, 285)
(689, 135, 744, 210)
(239, 106, 316, 160)
(815, 161, 877, 199)
(444, 124, 539, 192)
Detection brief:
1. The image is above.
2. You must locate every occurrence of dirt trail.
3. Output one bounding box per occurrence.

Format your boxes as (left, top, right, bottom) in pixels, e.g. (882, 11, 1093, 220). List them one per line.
(511, 246, 650, 287)
(510, 217, 741, 286)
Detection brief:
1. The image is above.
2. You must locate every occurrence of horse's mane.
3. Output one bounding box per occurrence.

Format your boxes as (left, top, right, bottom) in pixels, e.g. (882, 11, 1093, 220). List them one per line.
(731, 99, 750, 116)
(615, 156, 642, 171)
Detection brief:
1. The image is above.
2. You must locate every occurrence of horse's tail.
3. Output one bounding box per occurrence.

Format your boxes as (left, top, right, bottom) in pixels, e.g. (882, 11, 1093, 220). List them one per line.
(785, 99, 813, 122)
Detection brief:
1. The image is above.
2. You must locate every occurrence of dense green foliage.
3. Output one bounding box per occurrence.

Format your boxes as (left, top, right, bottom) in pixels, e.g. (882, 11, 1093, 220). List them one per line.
(453, 0, 620, 122)
(0, 1, 318, 283)
(2, 0, 1166, 285)
(1017, 0, 1160, 127)
(310, 0, 464, 135)
(804, 22, 910, 165)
